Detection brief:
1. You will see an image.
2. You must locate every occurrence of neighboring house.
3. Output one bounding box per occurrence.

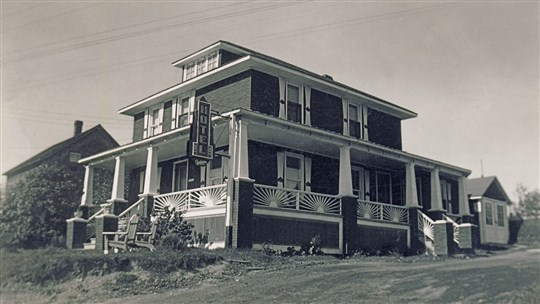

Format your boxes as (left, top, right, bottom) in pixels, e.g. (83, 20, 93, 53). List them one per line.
(72, 41, 475, 255)
(4, 121, 119, 198)
(467, 176, 510, 246)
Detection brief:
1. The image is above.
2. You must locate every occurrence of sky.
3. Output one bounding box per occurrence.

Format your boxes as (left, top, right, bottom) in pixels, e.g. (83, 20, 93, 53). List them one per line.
(1, 1, 538, 202)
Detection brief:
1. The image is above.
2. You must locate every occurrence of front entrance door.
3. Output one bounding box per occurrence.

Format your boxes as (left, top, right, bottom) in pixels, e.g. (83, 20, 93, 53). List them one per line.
(352, 167, 370, 200)
(173, 161, 188, 192)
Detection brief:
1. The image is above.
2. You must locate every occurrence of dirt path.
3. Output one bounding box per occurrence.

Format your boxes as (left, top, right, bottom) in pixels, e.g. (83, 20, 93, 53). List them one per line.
(105, 249, 539, 304)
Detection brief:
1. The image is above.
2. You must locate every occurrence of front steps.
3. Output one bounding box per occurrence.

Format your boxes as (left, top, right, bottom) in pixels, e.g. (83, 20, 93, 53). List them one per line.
(83, 238, 96, 250)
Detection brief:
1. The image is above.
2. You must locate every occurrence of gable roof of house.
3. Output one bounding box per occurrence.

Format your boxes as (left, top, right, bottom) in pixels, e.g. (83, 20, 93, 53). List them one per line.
(3, 125, 118, 176)
(119, 40, 417, 119)
(467, 176, 511, 203)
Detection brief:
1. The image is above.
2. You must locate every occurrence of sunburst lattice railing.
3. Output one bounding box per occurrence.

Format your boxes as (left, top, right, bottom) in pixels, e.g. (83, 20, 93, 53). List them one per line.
(153, 184, 227, 213)
(357, 200, 409, 224)
(253, 184, 341, 215)
(418, 211, 435, 242)
(443, 214, 460, 245)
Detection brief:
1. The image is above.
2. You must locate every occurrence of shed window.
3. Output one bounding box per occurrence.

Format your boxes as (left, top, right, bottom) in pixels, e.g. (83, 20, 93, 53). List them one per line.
(485, 202, 493, 225)
(496, 205, 505, 227)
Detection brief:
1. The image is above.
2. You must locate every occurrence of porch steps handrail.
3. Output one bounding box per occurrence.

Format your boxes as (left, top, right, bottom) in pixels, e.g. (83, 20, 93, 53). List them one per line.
(417, 211, 435, 242)
(118, 197, 145, 219)
(357, 199, 409, 224)
(85, 205, 107, 241)
(154, 184, 227, 213)
(443, 214, 460, 245)
(253, 184, 341, 215)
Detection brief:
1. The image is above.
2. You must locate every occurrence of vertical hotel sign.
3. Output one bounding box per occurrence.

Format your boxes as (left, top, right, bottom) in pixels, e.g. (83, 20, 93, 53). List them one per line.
(189, 97, 214, 160)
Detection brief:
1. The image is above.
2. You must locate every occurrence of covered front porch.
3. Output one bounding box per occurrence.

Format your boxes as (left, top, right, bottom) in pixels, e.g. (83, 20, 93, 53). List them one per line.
(69, 109, 474, 255)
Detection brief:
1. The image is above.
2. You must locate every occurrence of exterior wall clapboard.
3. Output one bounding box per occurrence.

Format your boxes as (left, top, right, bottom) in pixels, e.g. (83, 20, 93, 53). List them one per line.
(248, 141, 279, 187)
(310, 88, 343, 134)
(133, 112, 145, 142)
(310, 154, 339, 195)
(220, 49, 242, 66)
(250, 70, 280, 117)
(367, 108, 402, 150)
(195, 71, 251, 114)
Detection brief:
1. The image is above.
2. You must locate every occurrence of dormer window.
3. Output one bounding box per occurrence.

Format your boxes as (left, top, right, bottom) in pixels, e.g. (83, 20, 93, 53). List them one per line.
(185, 62, 196, 80)
(196, 58, 207, 75)
(184, 52, 220, 81)
(207, 52, 218, 70)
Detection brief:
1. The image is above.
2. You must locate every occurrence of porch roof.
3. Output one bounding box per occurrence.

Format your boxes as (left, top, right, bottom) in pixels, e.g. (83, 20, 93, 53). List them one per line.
(81, 109, 470, 177)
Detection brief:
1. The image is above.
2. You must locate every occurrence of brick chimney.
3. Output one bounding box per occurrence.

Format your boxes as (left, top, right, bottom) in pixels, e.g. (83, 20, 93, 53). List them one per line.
(74, 120, 83, 136)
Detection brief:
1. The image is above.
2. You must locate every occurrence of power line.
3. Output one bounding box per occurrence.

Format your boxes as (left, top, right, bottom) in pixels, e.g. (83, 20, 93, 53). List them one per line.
(7, 107, 133, 123)
(3, 2, 302, 64)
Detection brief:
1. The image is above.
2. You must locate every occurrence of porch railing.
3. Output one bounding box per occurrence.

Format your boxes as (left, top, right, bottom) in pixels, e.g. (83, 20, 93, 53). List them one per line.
(357, 200, 409, 224)
(253, 184, 341, 215)
(85, 205, 107, 241)
(153, 184, 227, 213)
(118, 197, 145, 229)
(443, 214, 460, 245)
(418, 211, 435, 242)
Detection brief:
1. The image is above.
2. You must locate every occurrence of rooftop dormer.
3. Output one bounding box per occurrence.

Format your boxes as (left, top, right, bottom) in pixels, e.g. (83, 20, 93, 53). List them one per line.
(172, 41, 249, 82)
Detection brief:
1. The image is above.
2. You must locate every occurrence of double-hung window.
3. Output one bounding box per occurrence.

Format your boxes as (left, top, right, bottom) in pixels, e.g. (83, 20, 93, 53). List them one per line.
(207, 53, 218, 70)
(287, 84, 301, 123)
(485, 202, 493, 225)
(177, 96, 190, 127)
(496, 205, 505, 227)
(148, 104, 163, 136)
(196, 58, 207, 75)
(285, 153, 304, 190)
(440, 180, 453, 213)
(348, 104, 361, 139)
(185, 62, 196, 80)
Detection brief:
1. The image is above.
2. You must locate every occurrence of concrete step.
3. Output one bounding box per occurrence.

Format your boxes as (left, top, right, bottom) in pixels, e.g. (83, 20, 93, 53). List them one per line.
(83, 243, 96, 250)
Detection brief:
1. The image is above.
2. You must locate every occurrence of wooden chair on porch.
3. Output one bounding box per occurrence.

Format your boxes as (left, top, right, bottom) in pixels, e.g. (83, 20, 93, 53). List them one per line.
(134, 220, 158, 251)
(103, 214, 139, 253)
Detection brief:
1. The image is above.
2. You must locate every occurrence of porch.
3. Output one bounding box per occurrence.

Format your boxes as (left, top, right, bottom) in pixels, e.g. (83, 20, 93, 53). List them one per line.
(67, 109, 475, 255)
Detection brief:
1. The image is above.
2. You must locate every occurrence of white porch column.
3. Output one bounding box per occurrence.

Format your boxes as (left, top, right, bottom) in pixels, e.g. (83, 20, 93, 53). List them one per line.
(109, 156, 126, 202)
(458, 176, 472, 216)
(142, 146, 159, 196)
(405, 162, 420, 208)
(429, 168, 444, 212)
(339, 146, 354, 197)
(236, 119, 250, 179)
(80, 165, 94, 206)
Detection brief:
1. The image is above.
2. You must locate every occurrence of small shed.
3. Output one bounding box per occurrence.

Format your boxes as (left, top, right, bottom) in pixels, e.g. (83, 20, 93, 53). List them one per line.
(467, 176, 511, 245)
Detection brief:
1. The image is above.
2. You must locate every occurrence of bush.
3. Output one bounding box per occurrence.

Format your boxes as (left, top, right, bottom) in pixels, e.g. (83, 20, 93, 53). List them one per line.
(153, 208, 193, 250)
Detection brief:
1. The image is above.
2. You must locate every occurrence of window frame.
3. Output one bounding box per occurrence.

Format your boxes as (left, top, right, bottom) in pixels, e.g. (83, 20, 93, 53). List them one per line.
(147, 103, 164, 137)
(496, 204, 505, 227)
(284, 152, 304, 191)
(286, 83, 302, 123)
(485, 201, 493, 225)
(176, 95, 191, 128)
(348, 103, 362, 139)
(172, 160, 189, 192)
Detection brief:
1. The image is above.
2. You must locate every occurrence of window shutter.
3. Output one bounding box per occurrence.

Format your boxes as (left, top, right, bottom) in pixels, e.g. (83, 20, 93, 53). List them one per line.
(222, 155, 229, 183)
(277, 152, 285, 188)
(143, 109, 149, 138)
(304, 156, 312, 192)
(278, 77, 286, 119)
(364, 169, 371, 201)
(171, 97, 177, 129)
(189, 90, 196, 124)
(304, 86, 311, 126)
(362, 105, 369, 140)
(342, 99, 349, 136)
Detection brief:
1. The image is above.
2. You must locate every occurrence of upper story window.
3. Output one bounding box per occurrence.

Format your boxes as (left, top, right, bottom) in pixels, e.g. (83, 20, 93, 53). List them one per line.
(287, 84, 301, 123)
(348, 104, 361, 139)
(185, 62, 196, 80)
(207, 53, 218, 70)
(177, 96, 191, 127)
(184, 52, 220, 81)
(148, 104, 163, 136)
(196, 58, 207, 75)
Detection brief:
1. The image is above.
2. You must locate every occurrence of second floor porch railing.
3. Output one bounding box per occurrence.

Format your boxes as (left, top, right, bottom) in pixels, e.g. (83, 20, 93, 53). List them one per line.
(153, 184, 227, 213)
(253, 184, 341, 215)
(357, 199, 409, 224)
